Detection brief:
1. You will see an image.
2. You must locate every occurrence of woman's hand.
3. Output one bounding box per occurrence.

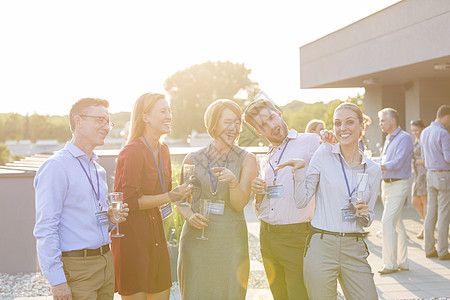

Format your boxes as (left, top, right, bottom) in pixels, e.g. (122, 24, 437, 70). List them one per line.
(169, 183, 193, 203)
(274, 159, 306, 173)
(320, 129, 336, 144)
(355, 200, 369, 218)
(212, 167, 239, 189)
(187, 213, 209, 229)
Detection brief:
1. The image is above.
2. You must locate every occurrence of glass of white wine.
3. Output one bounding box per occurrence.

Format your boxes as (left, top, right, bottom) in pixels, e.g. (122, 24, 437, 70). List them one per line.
(196, 199, 210, 241)
(109, 192, 124, 237)
(256, 154, 267, 195)
(178, 164, 195, 206)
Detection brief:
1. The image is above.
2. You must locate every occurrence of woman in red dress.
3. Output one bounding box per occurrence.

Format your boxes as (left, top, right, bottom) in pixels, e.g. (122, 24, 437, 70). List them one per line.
(112, 92, 191, 300)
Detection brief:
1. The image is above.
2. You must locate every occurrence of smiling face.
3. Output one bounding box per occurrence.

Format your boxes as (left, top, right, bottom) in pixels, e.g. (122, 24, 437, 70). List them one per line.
(252, 107, 288, 145)
(142, 98, 172, 137)
(74, 105, 111, 149)
(213, 108, 241, 146)
(333, 108, 364, 146)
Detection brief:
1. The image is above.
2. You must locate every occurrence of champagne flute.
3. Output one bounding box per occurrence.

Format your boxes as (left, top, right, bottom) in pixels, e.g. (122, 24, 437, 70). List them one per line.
(109, 192, 124, 237)
(178, 164, 195, 206)
(255, 154, 267, 195)
(196, 199, 210, 241)
(353, 173, 369, 226)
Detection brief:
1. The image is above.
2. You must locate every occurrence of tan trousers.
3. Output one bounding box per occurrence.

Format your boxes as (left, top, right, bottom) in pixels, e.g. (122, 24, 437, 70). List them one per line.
(304, 233, 377, 300)
(61, 250, 115, 300)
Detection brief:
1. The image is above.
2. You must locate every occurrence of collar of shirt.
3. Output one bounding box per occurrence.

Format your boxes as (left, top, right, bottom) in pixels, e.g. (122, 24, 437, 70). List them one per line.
(388, 127, 401, 141)
(268, 129, 298, 154)
(431, 121, 446, 130)
(65, 142, 99, 161)
(331, 143, 368, 166)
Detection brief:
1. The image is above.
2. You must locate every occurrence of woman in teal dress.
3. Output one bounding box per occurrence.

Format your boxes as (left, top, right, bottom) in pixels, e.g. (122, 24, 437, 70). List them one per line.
(177, 99, 257, 300)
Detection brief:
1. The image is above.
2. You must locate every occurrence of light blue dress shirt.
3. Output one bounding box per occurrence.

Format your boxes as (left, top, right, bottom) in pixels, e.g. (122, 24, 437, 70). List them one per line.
(420, 121, 450, 171)
(381, 127, 413, 179)
(33, 142, 111, 286)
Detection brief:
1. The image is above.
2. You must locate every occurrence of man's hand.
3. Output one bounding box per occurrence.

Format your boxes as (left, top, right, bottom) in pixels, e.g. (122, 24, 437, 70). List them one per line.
(274, 159, 306, 173)
(108, 203, 129, 224)
(52, 282, 72, 300)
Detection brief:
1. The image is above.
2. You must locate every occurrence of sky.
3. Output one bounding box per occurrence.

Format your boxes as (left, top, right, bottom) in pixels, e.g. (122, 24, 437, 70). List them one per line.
(0, 0, 401, 116)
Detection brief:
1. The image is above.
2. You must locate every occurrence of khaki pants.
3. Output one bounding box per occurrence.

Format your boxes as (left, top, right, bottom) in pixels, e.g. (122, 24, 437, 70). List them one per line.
(61, 250, 115, 300)
(425, 170, 450, 256)
(381, 179, 409, 269)
(304, 234, 377, 300)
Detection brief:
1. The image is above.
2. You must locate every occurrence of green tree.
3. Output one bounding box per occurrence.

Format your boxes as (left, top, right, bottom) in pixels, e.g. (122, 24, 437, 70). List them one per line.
(0, 113, 23, 142)
(165, 61, 259, 138)
(0, 143, 11, 165)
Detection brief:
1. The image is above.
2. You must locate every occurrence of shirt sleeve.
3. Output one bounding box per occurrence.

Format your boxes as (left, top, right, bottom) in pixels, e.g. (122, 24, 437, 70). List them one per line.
(383, 134, 413, 172)
(33, 160, 68, 286)
(441, 130, 450, 164)
(292, 143, 324, 208)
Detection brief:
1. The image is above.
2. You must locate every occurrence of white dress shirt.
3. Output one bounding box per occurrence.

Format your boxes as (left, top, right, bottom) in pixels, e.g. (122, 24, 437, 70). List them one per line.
(293, 143, 381, 233)
(255, 130, 321, 225)
(33, 143, 111, 286)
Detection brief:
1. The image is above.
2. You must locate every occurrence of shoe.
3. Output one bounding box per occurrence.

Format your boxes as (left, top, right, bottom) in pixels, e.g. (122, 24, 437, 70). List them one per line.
(426, 250, 438, 258)
(439, 253, 450, 260)
(416, 229, 424, 239)
(398, 266, 409, 271)
(378, 267, 398, 275)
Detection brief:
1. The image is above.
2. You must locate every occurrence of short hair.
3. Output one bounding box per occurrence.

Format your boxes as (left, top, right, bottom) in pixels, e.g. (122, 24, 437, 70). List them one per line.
(305, 119, 326, 133)
(410, 119, 425, 129)
(436, 105, 450, 119)
(243, 99, 278, 129)
(378, 108, 399, 126)
(204, 99, 242, 139)
(128, 93, 166, 143)
(69, 98, 109, 132)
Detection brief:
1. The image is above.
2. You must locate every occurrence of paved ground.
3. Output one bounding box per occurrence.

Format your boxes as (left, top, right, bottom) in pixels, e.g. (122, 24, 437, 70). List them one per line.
(8, 199, 450, 300)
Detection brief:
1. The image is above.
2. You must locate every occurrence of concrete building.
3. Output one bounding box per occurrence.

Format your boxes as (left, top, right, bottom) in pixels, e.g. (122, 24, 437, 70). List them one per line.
(300, 0, 450, 150)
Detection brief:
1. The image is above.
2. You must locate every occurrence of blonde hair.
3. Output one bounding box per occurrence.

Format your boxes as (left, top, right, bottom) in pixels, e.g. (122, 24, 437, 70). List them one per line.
(69, 98, 109, 132)
(243, 99, 278, 129)
(204, 99, 242, 139)
(334, 102, 366, 138)
(305, 119, 325, 133)
(127, 93, 166, 143)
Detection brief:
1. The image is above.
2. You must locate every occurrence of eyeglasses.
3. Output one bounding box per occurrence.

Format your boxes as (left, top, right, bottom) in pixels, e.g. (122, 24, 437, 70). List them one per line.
(79, 115, 114, 128)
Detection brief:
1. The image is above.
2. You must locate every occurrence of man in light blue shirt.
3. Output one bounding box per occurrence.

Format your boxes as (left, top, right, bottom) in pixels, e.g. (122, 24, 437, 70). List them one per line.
(421, 104, 450, 260)
(377, 108, 413, 274)
(34, 98, 129, 299)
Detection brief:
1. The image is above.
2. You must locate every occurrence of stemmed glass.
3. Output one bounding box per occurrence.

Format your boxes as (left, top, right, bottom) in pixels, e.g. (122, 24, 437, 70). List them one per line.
(178, 164, 195, 206)
(353, 173, 369, 226)
(256, 154, 267, 195)
(109, 192, 124, 237)
(196, 199, 210, 241)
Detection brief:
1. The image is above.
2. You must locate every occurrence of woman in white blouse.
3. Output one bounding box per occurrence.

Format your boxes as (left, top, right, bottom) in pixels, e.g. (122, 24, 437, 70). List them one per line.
(277, 103, 380, 300)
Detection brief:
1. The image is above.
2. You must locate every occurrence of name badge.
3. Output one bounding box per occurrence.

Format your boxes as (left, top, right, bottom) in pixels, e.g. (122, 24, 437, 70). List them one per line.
(209, 199, 225, 215)
(267, 185, 284, 198)
(95, 211, 109, 226)
(160, 203, 173, 220)
(341, 208, 356, 222)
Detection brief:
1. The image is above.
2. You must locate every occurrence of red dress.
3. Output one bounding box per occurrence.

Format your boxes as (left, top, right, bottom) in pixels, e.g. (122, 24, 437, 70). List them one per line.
(111, 138, 172, 295)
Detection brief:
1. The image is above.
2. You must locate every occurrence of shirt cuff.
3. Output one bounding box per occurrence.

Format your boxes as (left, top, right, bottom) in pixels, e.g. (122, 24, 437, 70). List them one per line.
(45, 268, 67, 287)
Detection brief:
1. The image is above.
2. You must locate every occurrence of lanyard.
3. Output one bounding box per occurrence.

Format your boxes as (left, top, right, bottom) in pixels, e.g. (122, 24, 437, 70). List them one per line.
(207, 144, 233, 198)
(143, 136, 166, 193)
(338, 154, 366, 203)
(268, 140, 290, 185)
(76, 158, 101, 210)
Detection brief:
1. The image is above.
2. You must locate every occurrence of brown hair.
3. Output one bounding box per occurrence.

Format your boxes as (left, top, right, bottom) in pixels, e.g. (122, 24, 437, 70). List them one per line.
(204, 99, 242, 139)
(334, 102, 366, 138)
(305, 119, 326, 133)
(69, 98, 109, 132)
(127, 93, 166, 143)
(243, 99, 278, 129)
(437, 104, 450, 119)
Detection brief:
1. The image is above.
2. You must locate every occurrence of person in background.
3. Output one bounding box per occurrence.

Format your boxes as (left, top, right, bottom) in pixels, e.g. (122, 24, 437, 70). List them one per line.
(34, 98, 129, 299)
(177, 99, 256, 300)
(410, 119, 427, 239)
(112, 93, 192, 300)
(278, 102, 380, 299)
(377, 108, 413, 274)
(359, 114, 372, 153)
(244, 99, 321, 300)
(305, 119, 326, 135)
(420, 104, 450, 260)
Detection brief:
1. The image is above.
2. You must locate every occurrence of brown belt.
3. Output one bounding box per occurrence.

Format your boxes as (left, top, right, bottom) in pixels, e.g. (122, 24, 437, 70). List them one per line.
(311, 227, 366, 238)
(382, 178, 403, 183)
(261, 220, 310, 233)
(62, 244, 110, 257)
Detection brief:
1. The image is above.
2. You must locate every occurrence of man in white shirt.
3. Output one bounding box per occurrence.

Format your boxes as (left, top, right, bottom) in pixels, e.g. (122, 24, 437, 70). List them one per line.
(243, 99, 320, 300)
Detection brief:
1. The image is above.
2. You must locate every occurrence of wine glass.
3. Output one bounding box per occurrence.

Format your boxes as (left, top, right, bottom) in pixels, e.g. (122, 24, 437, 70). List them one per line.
(353, 173, 370, 226)
(178, 164, 195, 206)
(196, 199, 210, 241)
(109, 192, 124, 237)
(255, 154, 267, 195)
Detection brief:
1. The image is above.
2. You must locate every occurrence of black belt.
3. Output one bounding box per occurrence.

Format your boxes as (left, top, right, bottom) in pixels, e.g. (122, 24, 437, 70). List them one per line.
(430, 170, 449, 173)
(62, 244, 110, 257)
(261, 220, 310, 233)
(310, 227, 365, 238)
(382, 178, 403, 183)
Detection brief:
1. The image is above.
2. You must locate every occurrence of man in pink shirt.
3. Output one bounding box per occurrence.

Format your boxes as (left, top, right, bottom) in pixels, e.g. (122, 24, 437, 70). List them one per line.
(244, 99, 320, 300)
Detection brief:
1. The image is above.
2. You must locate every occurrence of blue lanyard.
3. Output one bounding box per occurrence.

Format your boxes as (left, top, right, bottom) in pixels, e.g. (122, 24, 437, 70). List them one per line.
(143, 136, 166, 193)
(268, 140, 290, 185)
(207, 144, 234, 198)
(76, 158, 101, 210)
(338, 154, 366, 203)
